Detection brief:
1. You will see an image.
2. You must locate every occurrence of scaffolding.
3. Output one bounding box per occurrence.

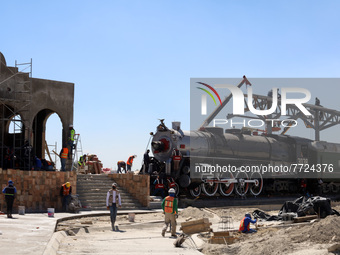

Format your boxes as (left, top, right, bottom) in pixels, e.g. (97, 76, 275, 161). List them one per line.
(0, 57, 33, 169)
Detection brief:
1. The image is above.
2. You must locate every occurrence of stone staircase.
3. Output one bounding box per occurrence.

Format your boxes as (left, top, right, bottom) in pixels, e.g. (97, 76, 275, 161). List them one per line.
(76, 174, 142, 210)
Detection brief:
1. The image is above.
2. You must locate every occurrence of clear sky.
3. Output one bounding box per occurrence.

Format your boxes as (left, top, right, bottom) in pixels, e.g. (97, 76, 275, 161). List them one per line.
(1, 1, 340, 170)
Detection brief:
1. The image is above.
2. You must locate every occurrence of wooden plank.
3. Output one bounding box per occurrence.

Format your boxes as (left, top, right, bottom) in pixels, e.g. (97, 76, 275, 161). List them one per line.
(293, 215, 318, 223)
(45, 140, 53, 162)
(213, 231, 230, 237)
(209, 236, 238, 245)
(181, 218, 209, 227)
(180, 223, 212, 235)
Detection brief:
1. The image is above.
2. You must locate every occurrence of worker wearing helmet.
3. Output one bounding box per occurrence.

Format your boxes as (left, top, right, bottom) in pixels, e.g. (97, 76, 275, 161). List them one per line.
(60, 182, 72, 212)
(2, 180, 17, 218)
(161, 188, 178, 237)
(68, 125, 75, 158)
(239, 213, 257, 233)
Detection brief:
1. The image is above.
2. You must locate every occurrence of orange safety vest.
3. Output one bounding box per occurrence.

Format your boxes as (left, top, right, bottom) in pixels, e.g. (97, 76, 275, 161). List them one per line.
(239, 217, 249, 232)
(62, 184, 71, 196)
(164, 196, 174, 213)
(127, 156, 134, 166)
(61, 148, 68, 159)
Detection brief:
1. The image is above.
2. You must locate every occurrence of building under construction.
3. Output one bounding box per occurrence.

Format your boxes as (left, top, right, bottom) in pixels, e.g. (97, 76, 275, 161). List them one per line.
(0, 52, 74, 170)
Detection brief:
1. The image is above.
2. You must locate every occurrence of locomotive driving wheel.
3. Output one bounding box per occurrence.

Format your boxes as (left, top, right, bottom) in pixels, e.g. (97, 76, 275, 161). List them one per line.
(249, 172, 263, 196)
(201, 181, 219, 196)
(235, 172, 249, 197)
(219, 172, 235, 196)
(189, 185, 201, 198)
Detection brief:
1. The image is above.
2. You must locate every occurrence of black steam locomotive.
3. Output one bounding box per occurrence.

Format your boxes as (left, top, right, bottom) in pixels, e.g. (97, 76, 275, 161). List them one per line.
(149, 120, 340, 198)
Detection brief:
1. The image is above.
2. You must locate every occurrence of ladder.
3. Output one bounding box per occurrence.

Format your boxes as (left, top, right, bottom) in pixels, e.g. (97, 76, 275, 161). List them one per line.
(72, 134, 83, 171)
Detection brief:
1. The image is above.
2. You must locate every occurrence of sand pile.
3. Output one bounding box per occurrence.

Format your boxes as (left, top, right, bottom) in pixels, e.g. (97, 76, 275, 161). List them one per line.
(203, 215, 340, 255)
(286, 215, 340, 244)
(180, 206, 214, 219)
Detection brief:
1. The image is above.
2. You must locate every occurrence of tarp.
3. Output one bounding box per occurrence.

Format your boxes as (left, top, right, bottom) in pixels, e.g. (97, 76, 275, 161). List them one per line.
(253, 196, 340, 221)
(279, 196, 339, 218)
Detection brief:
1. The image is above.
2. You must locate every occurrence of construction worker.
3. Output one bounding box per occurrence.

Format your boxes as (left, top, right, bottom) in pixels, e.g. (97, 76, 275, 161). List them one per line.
(117, 161, 126, 174)
(161, 188, 178, 238)
(78, 154, 87, 168)
(2, 180, 17, 218)
(126, 155, 136, 172)
(68, 125, 75, 158)
(106, 183, 122, 231)
(60, 182, 72, 212)
(143, 149, 150, 174)
(239, 213, 257, 233)
(59, 145, 68, 171)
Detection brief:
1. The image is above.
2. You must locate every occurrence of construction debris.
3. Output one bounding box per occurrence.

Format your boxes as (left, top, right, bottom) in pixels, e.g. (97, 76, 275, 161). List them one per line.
(180, 218, 212, 235)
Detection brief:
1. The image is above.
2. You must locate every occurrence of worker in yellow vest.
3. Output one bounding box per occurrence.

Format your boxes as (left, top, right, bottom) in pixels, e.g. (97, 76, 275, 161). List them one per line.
(161, 188, 178, 237)
(68, 125, 75, 158)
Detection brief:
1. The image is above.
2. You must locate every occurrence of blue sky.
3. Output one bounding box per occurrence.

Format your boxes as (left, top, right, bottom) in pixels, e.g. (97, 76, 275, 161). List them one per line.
(1, 1, 340, 170)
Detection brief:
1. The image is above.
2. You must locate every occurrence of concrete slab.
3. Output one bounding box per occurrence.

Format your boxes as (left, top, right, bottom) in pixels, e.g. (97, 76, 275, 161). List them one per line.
(0, 209, 201, 255)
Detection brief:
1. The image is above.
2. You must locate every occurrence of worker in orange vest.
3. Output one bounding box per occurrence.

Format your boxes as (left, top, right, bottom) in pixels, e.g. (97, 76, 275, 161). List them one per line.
(60, 182, 72, 212)
(239, 213, 257, 233)
(59, 145, 68, 171)
(126, 155, 136, 172)
(161, 188, 178, 237)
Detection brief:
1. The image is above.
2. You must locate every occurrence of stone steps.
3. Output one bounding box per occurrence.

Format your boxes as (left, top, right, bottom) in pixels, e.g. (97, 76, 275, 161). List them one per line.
(76, 174, 142, 210)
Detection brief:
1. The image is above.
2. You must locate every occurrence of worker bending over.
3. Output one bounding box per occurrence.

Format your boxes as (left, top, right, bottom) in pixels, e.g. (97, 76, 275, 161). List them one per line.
(239, 213, 257, 233)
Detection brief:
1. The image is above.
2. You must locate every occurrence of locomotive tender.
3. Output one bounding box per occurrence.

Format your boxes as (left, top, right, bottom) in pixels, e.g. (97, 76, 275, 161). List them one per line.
(150, 120, 340, 197)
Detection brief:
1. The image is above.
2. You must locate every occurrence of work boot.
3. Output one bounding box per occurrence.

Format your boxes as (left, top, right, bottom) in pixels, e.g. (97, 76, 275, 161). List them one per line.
(111, 223, 115, 231)
(161, 229, 165, 237)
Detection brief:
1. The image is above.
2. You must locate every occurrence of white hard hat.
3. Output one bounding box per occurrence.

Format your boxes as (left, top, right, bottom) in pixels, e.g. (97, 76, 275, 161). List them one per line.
(169, 188, 175, 193)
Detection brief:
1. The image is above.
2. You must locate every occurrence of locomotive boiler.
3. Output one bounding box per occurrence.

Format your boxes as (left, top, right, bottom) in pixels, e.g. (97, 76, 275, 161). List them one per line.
(149, 120, 340, 198)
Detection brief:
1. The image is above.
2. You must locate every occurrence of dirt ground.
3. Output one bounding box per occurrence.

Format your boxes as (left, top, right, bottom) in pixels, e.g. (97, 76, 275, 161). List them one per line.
(56, 205, 340, 255)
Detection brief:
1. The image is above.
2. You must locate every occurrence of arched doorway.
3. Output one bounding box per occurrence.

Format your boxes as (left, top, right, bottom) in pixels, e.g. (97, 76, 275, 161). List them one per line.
(32, 109, 63, 170)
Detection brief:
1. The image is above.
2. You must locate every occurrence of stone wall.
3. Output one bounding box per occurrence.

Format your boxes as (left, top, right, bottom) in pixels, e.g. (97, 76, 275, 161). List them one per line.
(0, 169, 77, 213)
(108, 173, 150, 208)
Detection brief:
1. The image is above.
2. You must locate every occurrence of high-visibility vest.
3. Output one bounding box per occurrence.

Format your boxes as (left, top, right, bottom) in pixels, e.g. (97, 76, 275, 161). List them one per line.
(62, 184, 71, 196)
(61, 148, 68, 159)
(69, 129, 75, 141)
(127, 156, 134, 166)
(239, 217, 249, 232)
(164, 196, 174, 213)
(3, 186, 15, 197)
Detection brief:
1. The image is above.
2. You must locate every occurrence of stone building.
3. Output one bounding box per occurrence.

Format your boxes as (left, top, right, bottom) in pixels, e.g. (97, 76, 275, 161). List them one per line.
(0, 52, 74, 170)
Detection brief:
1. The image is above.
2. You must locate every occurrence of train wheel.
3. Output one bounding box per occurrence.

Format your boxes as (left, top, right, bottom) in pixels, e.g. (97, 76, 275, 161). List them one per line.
(202, 181, 219, 196)
(189, 185, 201, 198)
(235, 172, 249, 197)
(249, 172, 263, 196)
(219, 172, 235, 196)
